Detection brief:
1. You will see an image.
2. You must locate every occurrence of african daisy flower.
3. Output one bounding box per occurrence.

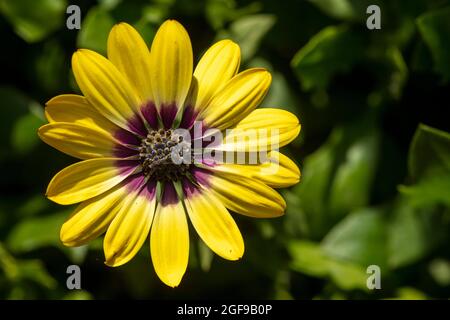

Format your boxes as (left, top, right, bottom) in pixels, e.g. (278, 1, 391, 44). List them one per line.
(38, 20, 301, 287)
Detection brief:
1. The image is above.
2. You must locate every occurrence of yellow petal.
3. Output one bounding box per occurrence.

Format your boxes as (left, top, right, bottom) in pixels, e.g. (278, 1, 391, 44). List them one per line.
(107, 23, 153, 103)
(211, 108, 300, 153)
(104, 183, 156, 267)
(150, 185, 189, 287)
(188, 40, 240, 112)
(38, 122, 116, 159)
(200, 68, 271, 130)
(45, 94, 118, 134)
(150, 20, 193, 110)
(209, 150, 300, 188)
(60, 181, 131, 246)
(46, 158, 136, 205)
(184, 183, 244, 260)
(72, 49, 142, 133)
(206, 170, 286, 218)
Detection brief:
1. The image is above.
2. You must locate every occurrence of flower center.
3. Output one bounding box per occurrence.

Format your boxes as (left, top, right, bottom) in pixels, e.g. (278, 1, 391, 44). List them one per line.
(139, 129, 191, 181)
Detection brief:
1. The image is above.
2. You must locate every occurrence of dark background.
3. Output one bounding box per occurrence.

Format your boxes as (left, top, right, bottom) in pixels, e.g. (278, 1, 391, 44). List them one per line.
(0, 0, 449, 299)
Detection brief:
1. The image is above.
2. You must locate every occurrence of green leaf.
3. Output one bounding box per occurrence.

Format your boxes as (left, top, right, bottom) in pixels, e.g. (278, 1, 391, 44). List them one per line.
(206, 0, 234, 30)
(17, 259, 57, 289)
(283, 190, 309, 237)
(7, 212, 68, 253)
(0, 87, 45, 158)
(322, 208, 388, 269)
(369, 47, 408, 101)
(308, 0, 380, 21)
(0, 243, 19, 281)
(291, 25, 365, 91)
(16, 194, 50, 218)
(289, 240, 368, 290)
(328, 130, 380, 217)
(11, 110, 45, 155)
(288, 241, 330, 277)
(0, 243, 56, 289)
(291, 114, 380, 238)
(417, 7, 450, 80)
(400, 124, 450, 212)
(217, 14, 276, 62)
(399, 171, 450, 208)
(408, 124, 450, 182)
(205, 0, 261, 30)
(387, 199, 445, 269)
(7, 210, 88, 263)
(77, 6, 116, 55)
(290, 139, 335, 238)
(327, 259, 369, 291)
(0, 0, 67, 42)
(33, 41, 66, 93)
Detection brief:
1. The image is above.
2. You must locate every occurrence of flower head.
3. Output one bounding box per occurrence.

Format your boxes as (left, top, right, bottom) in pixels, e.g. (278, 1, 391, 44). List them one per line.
(38, 20, 301, 287)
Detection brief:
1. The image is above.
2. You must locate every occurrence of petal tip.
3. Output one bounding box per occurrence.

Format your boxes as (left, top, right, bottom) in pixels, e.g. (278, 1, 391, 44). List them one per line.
(111, 22, 134, 34)
(224, 249, 244, 261)
(74, 48, 86, 55)
(37, 125, 45, 136)
(248, 68, 272, 86)
(73, 48, 96, 60)
(46, 194, 67, 205)
(159, 19, 183, 32)
(163, 19, 181, 26)
(60, 230, 76, 248)
(220, 39, 239, 49)
(263, 70, 272, 82)
(160, 275, 183, 288)
(104, 254, 127, 268)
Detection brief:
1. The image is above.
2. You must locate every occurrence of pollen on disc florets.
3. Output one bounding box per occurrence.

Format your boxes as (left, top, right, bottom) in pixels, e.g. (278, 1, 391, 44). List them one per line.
(139, 128, 191, 181)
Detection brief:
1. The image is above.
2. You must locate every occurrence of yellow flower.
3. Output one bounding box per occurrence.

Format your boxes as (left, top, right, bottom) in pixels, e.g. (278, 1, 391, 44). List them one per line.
(38, 20, 301, 287)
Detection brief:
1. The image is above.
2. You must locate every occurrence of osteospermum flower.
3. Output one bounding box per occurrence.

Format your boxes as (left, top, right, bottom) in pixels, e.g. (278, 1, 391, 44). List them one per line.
(38, 20, 301, 287)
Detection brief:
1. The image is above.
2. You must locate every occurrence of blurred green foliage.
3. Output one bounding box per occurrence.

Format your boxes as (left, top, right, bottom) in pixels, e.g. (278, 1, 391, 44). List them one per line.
(0, 0, 449, 299)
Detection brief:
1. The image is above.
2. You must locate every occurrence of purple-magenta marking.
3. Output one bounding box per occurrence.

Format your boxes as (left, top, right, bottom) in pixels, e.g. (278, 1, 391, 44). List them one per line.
(141, 180, 157, 200)
(160, 182, 179, 206)
(182, 178, 199, 198)
(141, 101, 158, 129)
(160, 103, 178, 129)
(123, 173, 146, 192)
(113, 144, 138, 158)
(116, 159, 140, 176)
(114, 128, 140, 146)
(179, 105, 198, 129)
(190, 166, 212, 188)
(127, 114, 147, 137)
